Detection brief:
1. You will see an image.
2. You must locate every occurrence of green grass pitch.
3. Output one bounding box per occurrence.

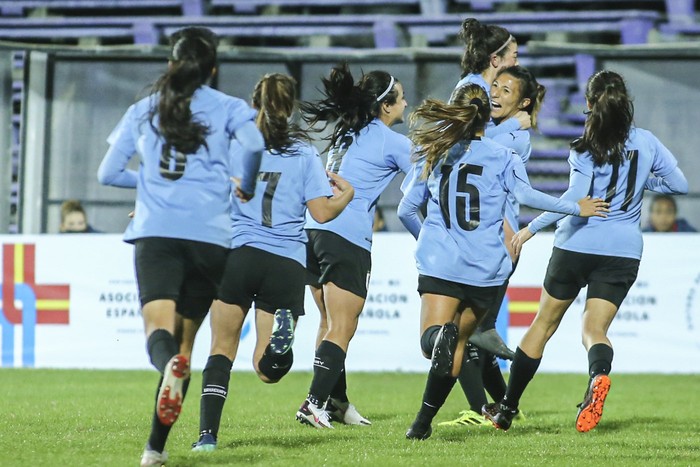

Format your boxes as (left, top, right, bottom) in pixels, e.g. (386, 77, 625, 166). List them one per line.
(1, 369, 698, 466)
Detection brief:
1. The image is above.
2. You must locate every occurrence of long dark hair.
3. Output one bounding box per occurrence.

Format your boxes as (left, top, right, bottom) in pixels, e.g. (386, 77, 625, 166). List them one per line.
(571, 70, 634, 166)
(459, 18, 512, 78)
(300, 62, 400, 151)
(410, 83, 490, 179)
(252, 73, 309, 153)
(495, 65, 546, 130)
(149, 27, 218, 155)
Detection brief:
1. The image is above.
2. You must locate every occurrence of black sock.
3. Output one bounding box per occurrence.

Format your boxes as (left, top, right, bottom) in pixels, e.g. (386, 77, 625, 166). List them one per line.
(417, 370, 457, 425)
(479, 281, 508, 331)
(258, 348, 294, 381)
(147, 376, 191, 453)
(199, 354, 233, 439)
(588, 343, 614, 378)
(502, 347, 541, 410)
(308, 340, 345, 407)
(146, 329, 178, 373)
(329, 363, 348, 403)
(480, 349, 506, 402)
(457, 345, 487, 413)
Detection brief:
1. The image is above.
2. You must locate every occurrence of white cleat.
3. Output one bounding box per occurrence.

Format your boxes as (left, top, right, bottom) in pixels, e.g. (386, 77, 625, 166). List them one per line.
(140, 448, 168, 467)
(296, 399, 334, 429)
(326, 398, 371, 426)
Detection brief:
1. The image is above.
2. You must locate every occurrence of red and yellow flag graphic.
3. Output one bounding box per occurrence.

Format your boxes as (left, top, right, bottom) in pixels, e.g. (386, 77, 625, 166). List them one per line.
(507, 287, 541, 327)
(2, 244, 70, 324)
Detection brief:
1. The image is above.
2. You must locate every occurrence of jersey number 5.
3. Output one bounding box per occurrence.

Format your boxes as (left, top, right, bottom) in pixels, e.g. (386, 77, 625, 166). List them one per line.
(439, 163, 483, 231)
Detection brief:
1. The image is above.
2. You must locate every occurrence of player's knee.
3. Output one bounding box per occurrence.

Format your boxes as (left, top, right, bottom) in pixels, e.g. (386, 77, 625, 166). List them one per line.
(420, 325, 442, 359)
(257, 349, 293, 383)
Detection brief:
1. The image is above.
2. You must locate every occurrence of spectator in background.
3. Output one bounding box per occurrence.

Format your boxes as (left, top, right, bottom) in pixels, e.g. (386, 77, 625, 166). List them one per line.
(643, 194, 696, 232)
(59, 199, 101, 233)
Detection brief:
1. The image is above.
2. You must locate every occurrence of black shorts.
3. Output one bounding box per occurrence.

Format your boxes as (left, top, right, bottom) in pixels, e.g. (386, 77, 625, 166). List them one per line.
(218, 246, 306, 318)
(418, 274, 501, 315)
(543, 247, 640, 308)
(134, 237, 228, 319)
(305, 229, 371, 299)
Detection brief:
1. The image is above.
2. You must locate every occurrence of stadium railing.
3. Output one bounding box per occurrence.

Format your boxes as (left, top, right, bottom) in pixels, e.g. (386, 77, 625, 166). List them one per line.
(0, 0, 204, 16)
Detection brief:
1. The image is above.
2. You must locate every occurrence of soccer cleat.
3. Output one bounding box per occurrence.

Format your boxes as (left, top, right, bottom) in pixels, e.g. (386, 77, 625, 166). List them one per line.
(296, 399, 334, 429)
(437, 409, 491, 427)
(140, 448, 168, 467)
(431, 322, 459, 377)
(468, 329, 515, 360)
(269, 309, 295, 355)
(157, 354, 190, 426)
(325, 398, 372, 426)
(575, 374, 611, 433)
(405, 419, 432, 440)
(191, 433, 217, 452)
(482, 402, 518, 431)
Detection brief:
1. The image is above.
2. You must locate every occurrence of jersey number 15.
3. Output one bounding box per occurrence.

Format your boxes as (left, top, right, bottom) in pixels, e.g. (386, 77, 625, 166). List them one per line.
(439, 163, 483, 231)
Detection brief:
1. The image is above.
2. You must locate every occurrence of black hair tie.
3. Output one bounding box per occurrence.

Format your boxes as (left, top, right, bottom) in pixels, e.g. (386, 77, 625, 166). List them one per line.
(469, 97, 483, 109)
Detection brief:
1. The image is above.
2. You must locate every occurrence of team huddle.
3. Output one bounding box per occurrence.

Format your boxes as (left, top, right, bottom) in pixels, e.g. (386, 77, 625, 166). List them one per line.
(96, 21, 688, 467)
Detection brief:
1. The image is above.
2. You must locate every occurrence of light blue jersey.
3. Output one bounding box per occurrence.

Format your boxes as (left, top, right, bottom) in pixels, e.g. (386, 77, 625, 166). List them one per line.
(400, 137, 580, 286)
(99, 85, 259, 247)
(230, 141, 333, 266)
(305, 118, 412, 251)
(492, 129, 531, 230)
(529, 127, 688, 259)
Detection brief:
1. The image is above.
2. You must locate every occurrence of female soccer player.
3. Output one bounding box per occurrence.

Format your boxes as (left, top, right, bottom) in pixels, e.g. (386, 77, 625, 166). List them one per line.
(97, 27, 264, 467)
(452, 18, 529, 358)
(296, 62, 412, 428)
(441, 66, 546, 427)
(191, 73, 354, 451)
(398, 83, 608, 440)
(482, 70, 689, 433)
(454, 18, 528, 138)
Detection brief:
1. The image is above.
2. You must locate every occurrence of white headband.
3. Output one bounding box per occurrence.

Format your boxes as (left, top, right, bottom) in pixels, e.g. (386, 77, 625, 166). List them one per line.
(376, 76, 395, 102)
(491, 35, 514, 56)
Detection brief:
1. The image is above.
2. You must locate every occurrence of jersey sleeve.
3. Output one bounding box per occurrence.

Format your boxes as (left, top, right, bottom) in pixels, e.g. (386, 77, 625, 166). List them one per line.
(527, 151, 594, 233)
(491, 131, 531, 165)
(644, 131, 689, 195)
(225, 98, 258, 135)
(386, 133, 413, 174)
(485, 117, 520, 138)
(232, 120, 264, 195)
(397, 161, 428, 239)
(503, 151, 581, 220)
(304, 147, 334, 203)
(98, 106, 138, 188)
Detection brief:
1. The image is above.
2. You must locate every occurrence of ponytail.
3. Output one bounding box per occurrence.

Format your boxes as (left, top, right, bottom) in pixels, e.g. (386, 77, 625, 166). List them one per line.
(459, 18, 512, 77)
(301, 62, 399, 151)
(572, 70, 633, 166)
(149, 27, 218, 155)
(252, 73, 309, 153)
(410, 83, 490, 179)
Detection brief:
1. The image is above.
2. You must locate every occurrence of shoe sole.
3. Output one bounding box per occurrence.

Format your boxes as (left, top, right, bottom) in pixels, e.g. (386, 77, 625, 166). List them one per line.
(482, 404, 512, 431)
(576, 374, 611, 433)
(269, 310, 294, 355)
(296, 410, 333, 429)
(157, 354, 189, 426)
(192, 443, 217, 452)
(431, 323, 458, 377)
(406, 426, 432, 440)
